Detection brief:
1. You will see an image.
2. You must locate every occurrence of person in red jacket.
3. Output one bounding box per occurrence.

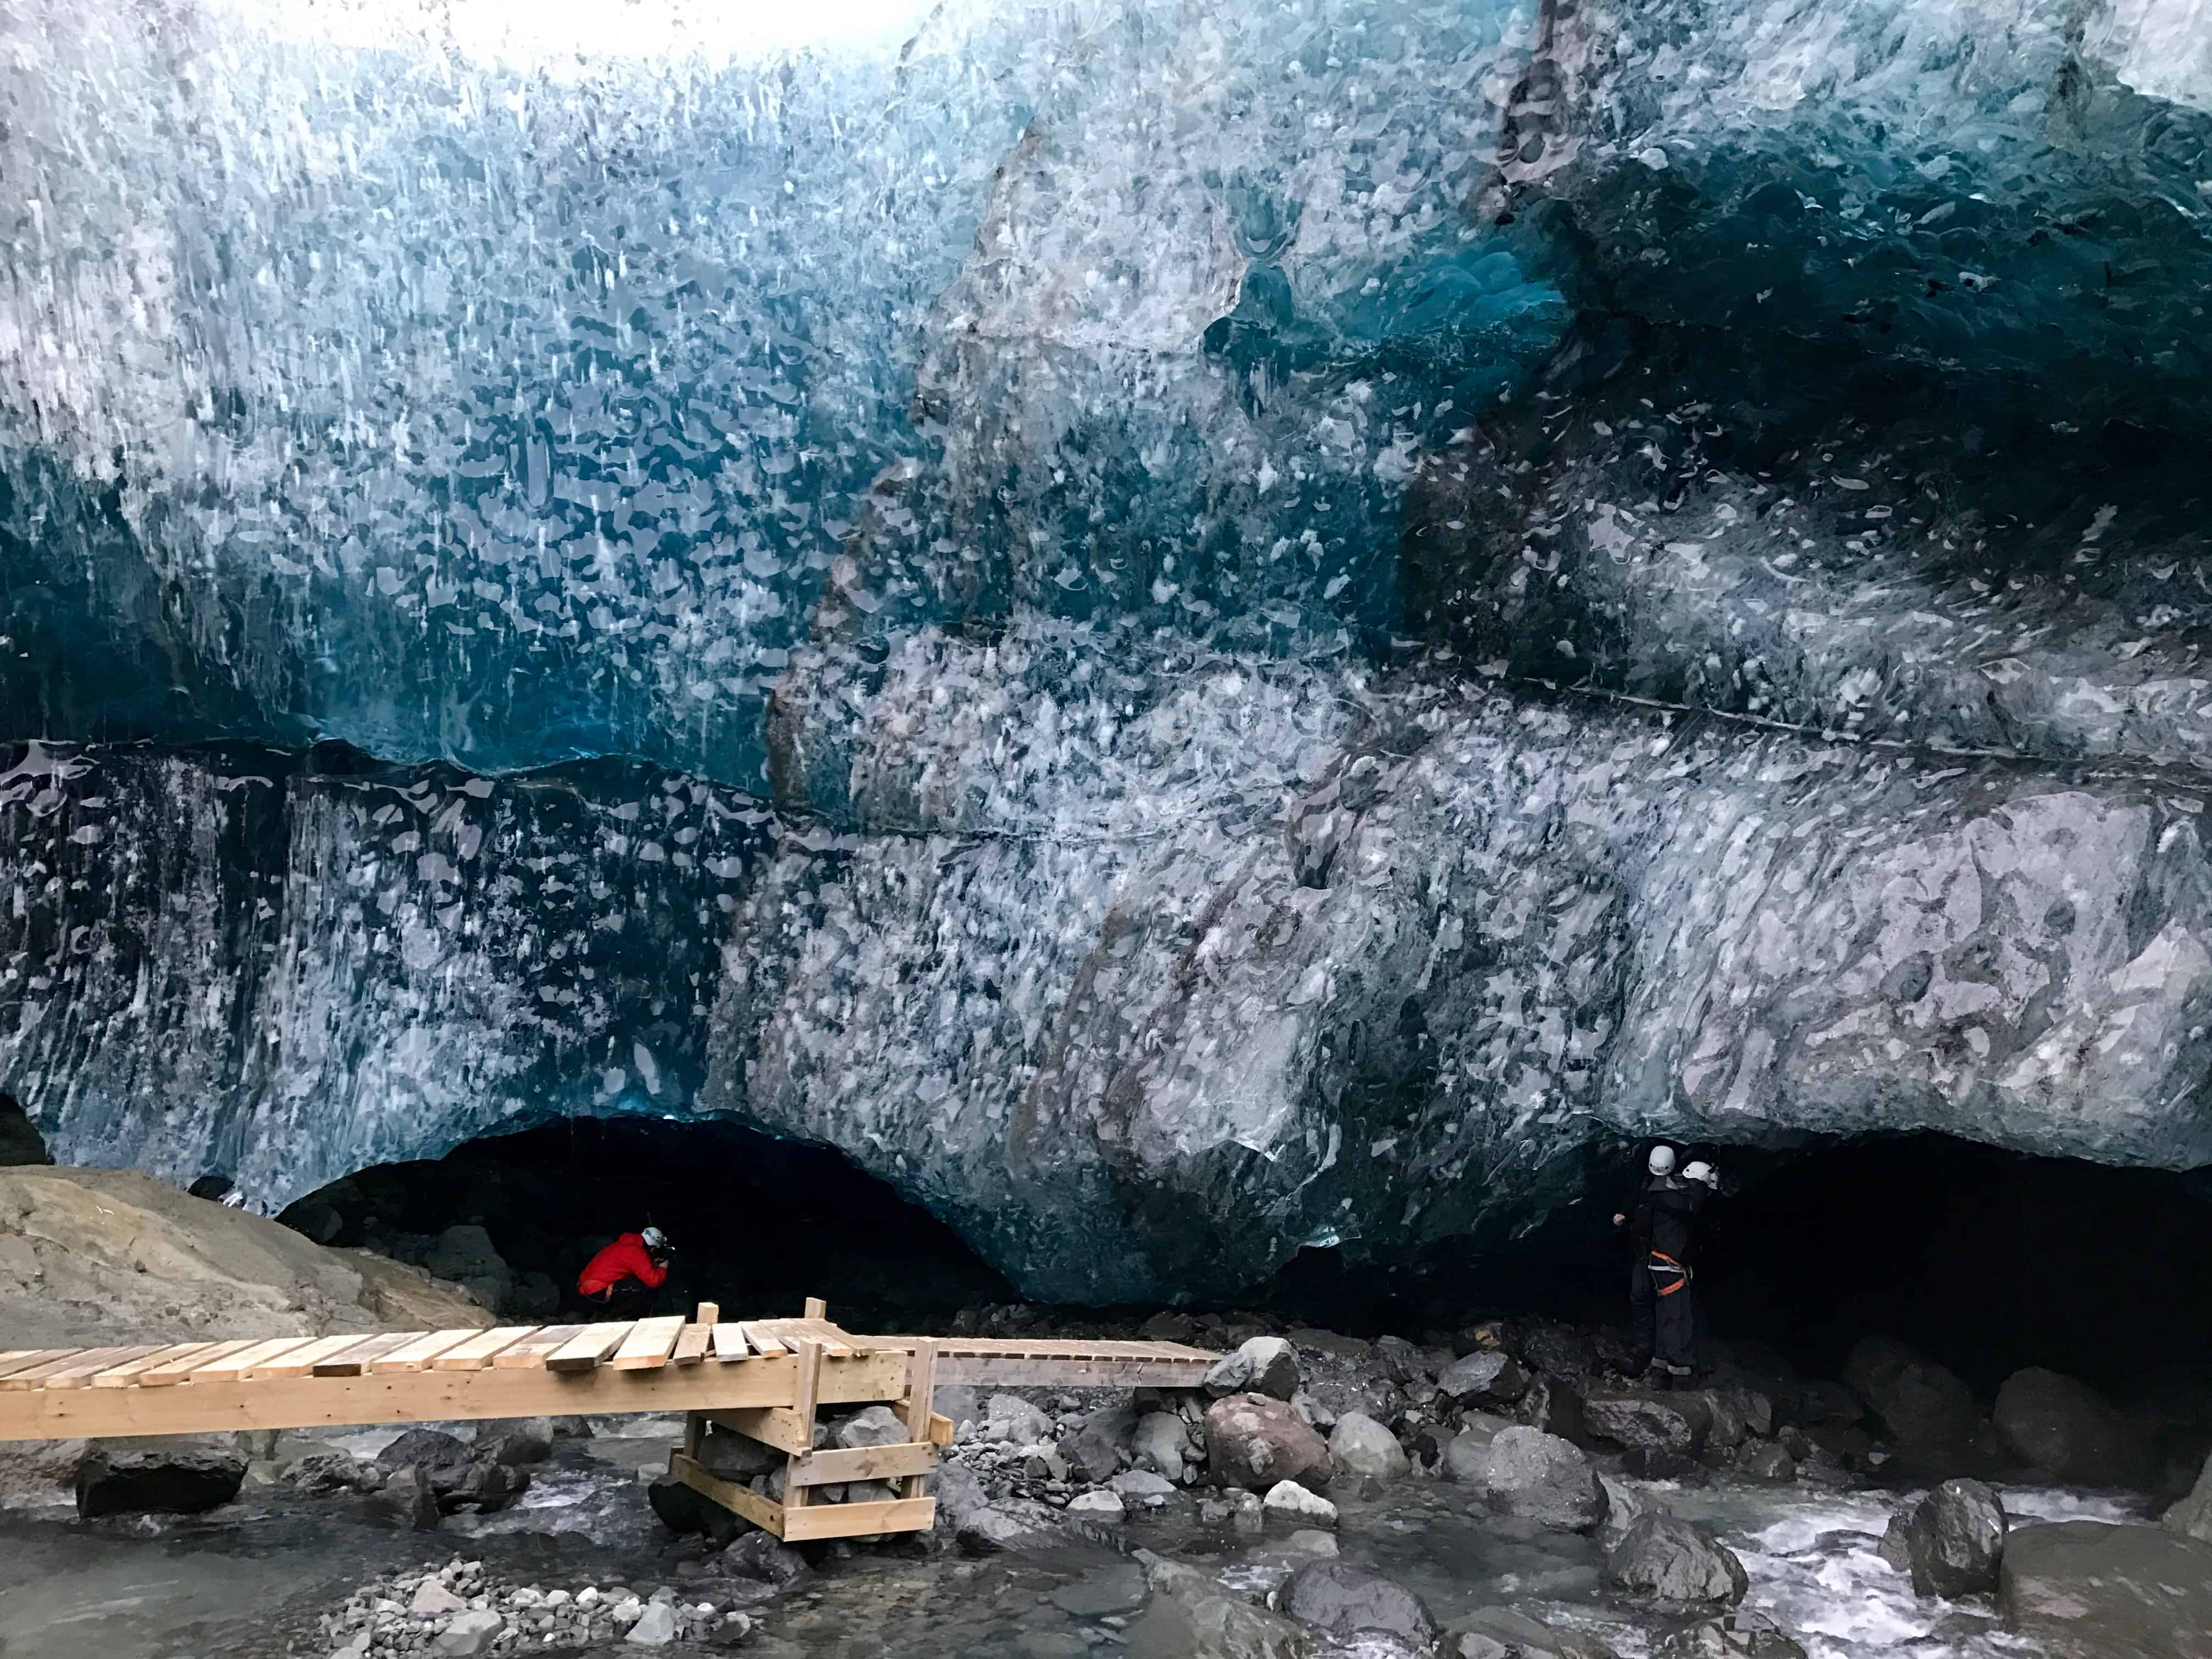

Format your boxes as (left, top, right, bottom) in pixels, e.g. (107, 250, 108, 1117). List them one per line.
(575, 1226, 672, 1318)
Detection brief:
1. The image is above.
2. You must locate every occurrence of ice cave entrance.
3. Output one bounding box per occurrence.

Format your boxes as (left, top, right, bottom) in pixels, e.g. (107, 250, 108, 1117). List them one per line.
(278, 1116, 1014, 1331)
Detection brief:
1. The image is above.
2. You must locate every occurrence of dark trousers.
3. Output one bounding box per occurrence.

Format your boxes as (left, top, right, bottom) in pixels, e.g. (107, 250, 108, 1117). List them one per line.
(1630, 1257, 1697, 1376)
(575, 1279, 661, 1322)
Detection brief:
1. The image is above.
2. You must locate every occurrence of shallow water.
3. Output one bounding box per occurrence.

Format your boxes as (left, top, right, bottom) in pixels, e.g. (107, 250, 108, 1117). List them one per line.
(0, 1434, 2158, 1659)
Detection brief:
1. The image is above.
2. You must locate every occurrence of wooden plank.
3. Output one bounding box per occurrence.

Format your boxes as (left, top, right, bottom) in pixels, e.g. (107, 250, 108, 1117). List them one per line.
(89, 1343, 223, 1389)
(707, 1405, 814, 1456)
(786, 1441, 937, 1487)
(670, 1451, 786, 1538)
(803, 1297, 828, 1321)
(608, 1316, 685, 1372)
(432, 1327, 539, 1371)
(927, 1412, 954, 1447)
(0, 1350, 913, 1442)
(710, 1324, 753, 1361)
(784, 1339, 823, 1515)
(0, 1352, 43, 1381)
(738, 1323, 786, 1356)
(900, 1338, 937, 1500)
(369, 1330, 482, 1374)
(1, 1348, 134, 1391)
(492, 1325, 588, 1370)
(251, 1335, 375, 1379)
(695, 1303, 721, 1328)
(546, 1323, 633, 1374)
(0, 1350, 76, 1383)
(41, 1347, 164, 1390)
(780, 1496, 934, 1542)
(672, 1324, 712, 1366)
(313, 1332, 424, 1376)
(140, 1339, 258, 1386)
(190, 1338, 318, 1383)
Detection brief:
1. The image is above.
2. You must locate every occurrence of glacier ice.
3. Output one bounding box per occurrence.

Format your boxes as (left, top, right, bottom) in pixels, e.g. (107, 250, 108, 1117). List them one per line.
(2, 0, 2211, 1299)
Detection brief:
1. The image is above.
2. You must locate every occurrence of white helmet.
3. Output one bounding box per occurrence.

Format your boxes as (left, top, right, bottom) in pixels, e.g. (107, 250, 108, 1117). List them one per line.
(1682, 1161, 1718, 1188)
(641, 1226, 669, 1251)
(1646, 1145, 1677, 1176)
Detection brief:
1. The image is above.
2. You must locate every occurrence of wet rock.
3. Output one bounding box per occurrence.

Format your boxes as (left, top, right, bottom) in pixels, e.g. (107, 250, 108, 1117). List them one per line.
(1135, 1410, 1199, 1482)
(1453, 1605, 1619, 1659)
(1206, 1338, 1302, 1401)
(1328, 1412, 1409, 1482)
(647, 1474, 741, 1545)
(1139, 1556, 1314, 1659)
(1994, 1369, 2154, 1488)
(1466, 1426, 1606, 1534)
(1884, 1479, 2008, 1598)
(1263, 1480, 1338, 1529)
(721, 1532, 810, 1585)
(1437, 1351, 1530, 1407)
(2163, 1449, 2212, 1543)
(1605, 1515, 1749, 1605)
(1111, 1469, 1181, 1509)
(1281, 1562, 1438, 1650)
(1052, 1562, 1148, 1618)
(283, 1449, 384, 1495)
(1583, 1392, 1709, 1457)
(377, 1428, 471, 1472)
(1067, 1489, 1126, 1521)
(1734, 1442, 1795, 1482)
(1786, 1381, 1866, 1427)
(2000, 1520, 2212, 1658)
(471, 1417, 554, 1467)
(431, 1610, 505, 1657)
(1657, 1612, 1808, 1658)
(1442, 1413, 1513, 1481)
(961, 1499, 1066, 1554)
(1596, 1473, 1662, 1549)
(1063, 1405, 1137, 1483)
(76, 1444, 246, 1519)
(1206, 1395, 1330, 1493)
(1374, 1335, 1433, 1385)
(1514, 1324, 1593, 1384)
(1843, 1338, 1982, 1452)
(1512, 1376, 1585, 1445)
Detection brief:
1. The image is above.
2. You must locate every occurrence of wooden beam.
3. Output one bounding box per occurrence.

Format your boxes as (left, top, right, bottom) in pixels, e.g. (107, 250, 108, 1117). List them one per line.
(432, 1328, 538, 1371)
(608, 1317, 685, 1371)
(669, 1451, 785, 1538)
(786, 1441, 936, 1487)
(695, 1303, 721, 1328)
(780, 1496, 934, 1542)
(491, 1326, 587, 1369)
(783, 1339, 823, 1515)
(545, 1323, 632, 1373)
(703, 1406, 813, 1455)
(900, 1338, 937, 1500)
(370, 1330, 482, 1373)
(0, 1350, 911, 1442)
(803, 1297, 828, 1321)
(927, 1413, 954, 1447)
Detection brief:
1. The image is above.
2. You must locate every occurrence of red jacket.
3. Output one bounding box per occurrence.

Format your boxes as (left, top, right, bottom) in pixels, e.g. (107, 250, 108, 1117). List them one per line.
(577, 1232, 668, 1297)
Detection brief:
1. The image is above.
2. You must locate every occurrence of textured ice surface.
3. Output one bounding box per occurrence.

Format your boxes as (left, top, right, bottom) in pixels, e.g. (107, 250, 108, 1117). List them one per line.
(4, 0, 2212, 1298)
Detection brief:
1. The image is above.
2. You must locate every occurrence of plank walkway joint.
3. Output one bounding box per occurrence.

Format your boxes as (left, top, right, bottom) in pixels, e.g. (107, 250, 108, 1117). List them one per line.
(0, 1299, 1215, 1542)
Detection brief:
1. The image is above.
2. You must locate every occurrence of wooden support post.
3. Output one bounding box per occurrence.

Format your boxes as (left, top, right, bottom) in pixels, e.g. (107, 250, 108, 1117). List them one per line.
(803, 1296, 827, 1321)
(900, 1338, 938, 1502)
(684, 1412, 704, 1460)
(782, 1338, 822, 1515)
(696, 1302, 720, 1328)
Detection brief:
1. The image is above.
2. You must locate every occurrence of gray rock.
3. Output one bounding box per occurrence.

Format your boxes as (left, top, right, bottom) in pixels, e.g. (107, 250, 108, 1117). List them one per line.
(431, 1611, 505, 1658)
(1206, 1395, 1330, 1493)
(283, 1449, 383, 1495)
(1141, 1557, 1313, 1659)
(1067, 1489, 1126, 1521)
(1135, 1410, 1198, 1482)
(411, 1579, 467, 1615)
(1437, 1351, 1530, 1407)
(1263, 1480, 1338, 1529)
(1734, 1442, 1795, 1482)
(2163, 1449, 2212, 1543)
(1443, 1413, 1513, 1483)
(696, 1426, 782, 1481)
(1453, 1605, 1620, 1659)
(2000, 1520, 2212, 1658)
(1887, 1479, 2008, 1599)
(624, 1602, 679, 1646)
(833, 1404, 910, 1449)
(1280, 1562, 1438, 1650)
(471, 1417, 555, 1467)
(1062, 1405, 1137, 1483)
(1656, 1613, 1808, 1658)
(1993, 1368, 2153, 1488)
(1469, 1427, 1606, 1534)
(1583, 1392, 1709, 1457)
(76, 1445, 246, 1519)
(1206, 1337, 1302, 1401)
(1328, 1412, 1409, 1482)
(960, 1498, 1066, 1554)
(1110, 1468, 1181, 1508)
(1596, 1472, 1662, 1549)
(1374, 1336, 1431, 1384)
(1606, 1515, 1750, 1605)
(721, 1531, 811, 1585)
(978, 1393, 1056, 1446)
(1843, 1338, 1982, 1452)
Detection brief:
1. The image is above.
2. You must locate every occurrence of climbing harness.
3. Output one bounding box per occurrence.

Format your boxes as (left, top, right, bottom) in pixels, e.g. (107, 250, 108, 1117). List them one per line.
(1645, 1250, 1692, 1294)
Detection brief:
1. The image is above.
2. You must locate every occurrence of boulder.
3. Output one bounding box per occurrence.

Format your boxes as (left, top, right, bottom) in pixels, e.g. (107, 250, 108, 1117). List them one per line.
(1206, 1337, 1302, 1401)
(2000, 1521, 2212, 1658)
(696, 1426, 782, 1482)
(977, 1393, 1056, 1446)
(2163, 1449, 2212, 1543)
(1263, 1480, 1338, 1529)
(1468, 1427, 1606, 1534)
(1453, 1606, 1618, 1659)
(1786, 1380, 1866, 1427)
(647, 1474, 741, 1545)
(1885, 1479, 2007, 1598)
(1442, 1413, 1513, 1482)
(1583, 1392, 1709, 1457)
(1513, 1376, 1587, 1445)
(1437, 1351, 1531, 1407)
(722, 1532, 811, 1585)
(471, 1417, 555, 1466)
(1734, 1442, 1795, 1482)
(1135, 1410, 1199, 1482)
(1656, 1613, 1808, 1658)
(623, 1602, 679, 1647)
(1067, 1489, 1126, 1521)
(1596, 1472, 1661, 1550)
(1605, 1515, 1750, 1605)
(283, 1449, 384, 1495)
(1063, 1406, 1137, 1483)
(76, 1444, 246, 1519)
(432, 1611, 506, 1657)
(1280, 1562, 1438, 1650)
(1111, 1469, 1181, 1509)
(1206, 1395, 1330, 1493)
(1843, 1338, 1982, 1452)
(960, 1498, 1067, 1554)
(1329, 1412, 1410, 1482)
(1374, 1335, 1431, 1384)
(1993, 1369, 2153, 1488)
(833, 1404, 910, 1448)
(1140, 1556, 1314, 1659)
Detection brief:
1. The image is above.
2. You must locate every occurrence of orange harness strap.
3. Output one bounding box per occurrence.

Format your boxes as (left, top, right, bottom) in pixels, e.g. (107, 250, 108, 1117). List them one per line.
(1647, 1250, 1692, 1295)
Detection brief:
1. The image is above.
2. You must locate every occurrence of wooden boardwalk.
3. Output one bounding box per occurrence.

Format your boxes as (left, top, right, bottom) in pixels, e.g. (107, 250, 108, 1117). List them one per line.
(0, 1298, 1216, 1542)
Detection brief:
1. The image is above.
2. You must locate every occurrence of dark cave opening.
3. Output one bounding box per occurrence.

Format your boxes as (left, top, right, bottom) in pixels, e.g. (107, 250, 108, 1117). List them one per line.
(279, 1116, 1015, 1332)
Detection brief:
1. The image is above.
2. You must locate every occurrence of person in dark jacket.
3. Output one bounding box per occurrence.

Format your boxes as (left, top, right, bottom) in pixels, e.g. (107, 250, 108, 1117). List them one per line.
(575, 1226, 673, 1319)
(1612, 1147, 1715, 1387)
